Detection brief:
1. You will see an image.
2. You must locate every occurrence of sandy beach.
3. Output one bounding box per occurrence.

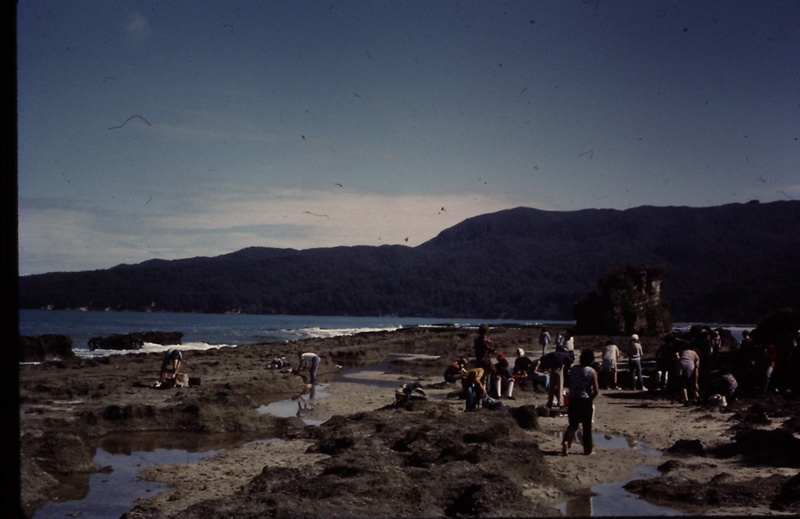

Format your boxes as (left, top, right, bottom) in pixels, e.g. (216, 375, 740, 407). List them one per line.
(19, 325, 800, 517)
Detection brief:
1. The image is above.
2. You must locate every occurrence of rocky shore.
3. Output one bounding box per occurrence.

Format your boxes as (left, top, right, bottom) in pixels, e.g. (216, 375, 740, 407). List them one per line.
(18, 325, 800, 517)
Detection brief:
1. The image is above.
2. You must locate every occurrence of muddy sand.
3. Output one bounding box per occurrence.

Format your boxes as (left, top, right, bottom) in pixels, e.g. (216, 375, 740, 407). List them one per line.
(19, 325, 800, 517)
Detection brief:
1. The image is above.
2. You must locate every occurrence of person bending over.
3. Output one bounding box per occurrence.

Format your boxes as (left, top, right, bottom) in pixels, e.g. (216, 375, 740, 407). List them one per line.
(676, 348, 700, 404)
(601, 340, 621, 390)
(293, 352, 321, 386)
(444, 357, 468, 383)
(158, 348, 183, 386)
(463, 367, 487, 411)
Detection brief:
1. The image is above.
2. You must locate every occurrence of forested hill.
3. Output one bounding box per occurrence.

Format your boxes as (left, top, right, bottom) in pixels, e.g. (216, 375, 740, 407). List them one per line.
(18, 200, 800, 323)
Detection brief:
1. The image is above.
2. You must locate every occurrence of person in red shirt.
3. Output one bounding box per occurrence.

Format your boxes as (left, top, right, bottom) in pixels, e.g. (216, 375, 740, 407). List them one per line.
(443, 357, 468, 383)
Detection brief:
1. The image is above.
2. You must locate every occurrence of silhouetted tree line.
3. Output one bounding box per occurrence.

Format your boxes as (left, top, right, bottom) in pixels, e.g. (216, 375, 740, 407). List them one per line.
(19, 201, 800, 323)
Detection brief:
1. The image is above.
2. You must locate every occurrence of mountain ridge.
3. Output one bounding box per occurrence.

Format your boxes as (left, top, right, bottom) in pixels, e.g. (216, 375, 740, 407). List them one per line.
(19, 200, 800, 323)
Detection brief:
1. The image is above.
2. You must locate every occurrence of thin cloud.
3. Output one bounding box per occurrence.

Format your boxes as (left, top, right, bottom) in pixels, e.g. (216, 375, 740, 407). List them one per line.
(153, 121, 280, 143)
(18, 189, 537, 275)
(125, 12, 151, 41)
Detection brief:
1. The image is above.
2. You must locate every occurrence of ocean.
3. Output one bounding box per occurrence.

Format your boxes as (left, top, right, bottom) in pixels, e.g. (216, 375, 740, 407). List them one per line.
(19, 309, 753, 360)
(18, 309, 552, 359)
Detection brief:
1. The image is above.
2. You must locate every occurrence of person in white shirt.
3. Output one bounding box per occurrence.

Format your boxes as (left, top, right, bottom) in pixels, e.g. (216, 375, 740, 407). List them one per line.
(601, 340, 621, 389)
(628, 334, 645, 391)
(293, 352, 321, 386)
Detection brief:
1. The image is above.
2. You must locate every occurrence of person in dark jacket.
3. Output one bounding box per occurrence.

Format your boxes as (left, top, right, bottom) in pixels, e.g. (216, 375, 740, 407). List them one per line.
(562, 349, 600, 456)
(541, 349, 574, 407)
(493, 352, 515, 399)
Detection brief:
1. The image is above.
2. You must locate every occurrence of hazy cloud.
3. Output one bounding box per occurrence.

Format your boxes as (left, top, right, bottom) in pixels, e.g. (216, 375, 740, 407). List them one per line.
(126, 12, 151, 40)
(18, 189, 530, 275)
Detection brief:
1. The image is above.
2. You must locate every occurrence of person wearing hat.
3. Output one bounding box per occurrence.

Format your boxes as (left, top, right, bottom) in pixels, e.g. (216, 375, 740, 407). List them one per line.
(513, 348, 532, 379)
(628, 334, 646, 391)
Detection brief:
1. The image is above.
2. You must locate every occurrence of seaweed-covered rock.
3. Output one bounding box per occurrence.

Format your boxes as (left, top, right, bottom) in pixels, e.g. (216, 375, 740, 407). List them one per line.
(772, 471, 800, 512)
(88, 331, 183, 351)
(183, 400, 560, 518)
(20, 334, 75, 362)
(666, 438, 706, 456)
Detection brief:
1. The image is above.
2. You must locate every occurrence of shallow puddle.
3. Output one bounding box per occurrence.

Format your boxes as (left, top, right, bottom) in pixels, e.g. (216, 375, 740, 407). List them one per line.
(32, 444, 223, 519)
(31, 432, 282, 519)
(555, 463, 682, 516)
(552, 431, 683, 516)
(551, 430, 662, 456)
(255, 383, 332, 426)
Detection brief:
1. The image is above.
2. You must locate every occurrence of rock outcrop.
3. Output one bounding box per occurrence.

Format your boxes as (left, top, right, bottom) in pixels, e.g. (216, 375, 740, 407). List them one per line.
(19, 334, 75, 362)
(752, 308, 800, 347)
(573, 263, 672, 336)
(87, 331, 184, 351)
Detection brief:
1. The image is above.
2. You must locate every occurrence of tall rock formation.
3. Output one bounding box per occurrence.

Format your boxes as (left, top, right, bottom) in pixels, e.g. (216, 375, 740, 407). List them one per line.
(574, 264, 672, 336)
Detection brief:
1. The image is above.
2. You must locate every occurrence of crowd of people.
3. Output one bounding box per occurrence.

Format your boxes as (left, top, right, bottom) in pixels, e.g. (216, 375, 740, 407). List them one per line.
(438, 323, 800, 454)
(655, 325, 800, 404)
(444, 325, 582, 412)
(154, 322, 798, 427)
(443, 324, 601, 454)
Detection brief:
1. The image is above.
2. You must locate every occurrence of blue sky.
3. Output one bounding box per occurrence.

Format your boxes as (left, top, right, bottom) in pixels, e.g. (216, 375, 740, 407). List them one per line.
(17, 1, 800, 276)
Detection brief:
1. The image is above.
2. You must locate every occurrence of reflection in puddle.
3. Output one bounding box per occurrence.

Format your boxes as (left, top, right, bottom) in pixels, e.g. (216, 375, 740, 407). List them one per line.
(551, 431, 662, 457)
(556, 464, 682, 517)
(32, 434, 284, 519)
(552, 432, 683, 516)
(255, 384, 331, 425)
(32, 446, 221, 519)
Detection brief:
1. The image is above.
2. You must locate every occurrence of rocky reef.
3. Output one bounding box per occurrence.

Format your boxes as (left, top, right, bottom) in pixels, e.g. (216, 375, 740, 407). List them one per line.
(19, 334, 75, 362)
(87, 331, 184, 351)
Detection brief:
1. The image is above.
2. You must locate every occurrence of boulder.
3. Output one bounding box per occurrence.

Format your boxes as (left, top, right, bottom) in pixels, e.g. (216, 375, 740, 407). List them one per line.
(574, 263, 672, 336)
(87, 331, 183, 351)
(752, 308, 800, 347)
(20, 334, 75, 362)
(772, 471, 800, 512)
(666, 438, 706, 456)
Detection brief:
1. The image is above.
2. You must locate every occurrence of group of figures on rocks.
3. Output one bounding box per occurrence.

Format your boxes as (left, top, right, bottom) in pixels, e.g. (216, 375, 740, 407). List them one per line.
(437, 309, 800, 462)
